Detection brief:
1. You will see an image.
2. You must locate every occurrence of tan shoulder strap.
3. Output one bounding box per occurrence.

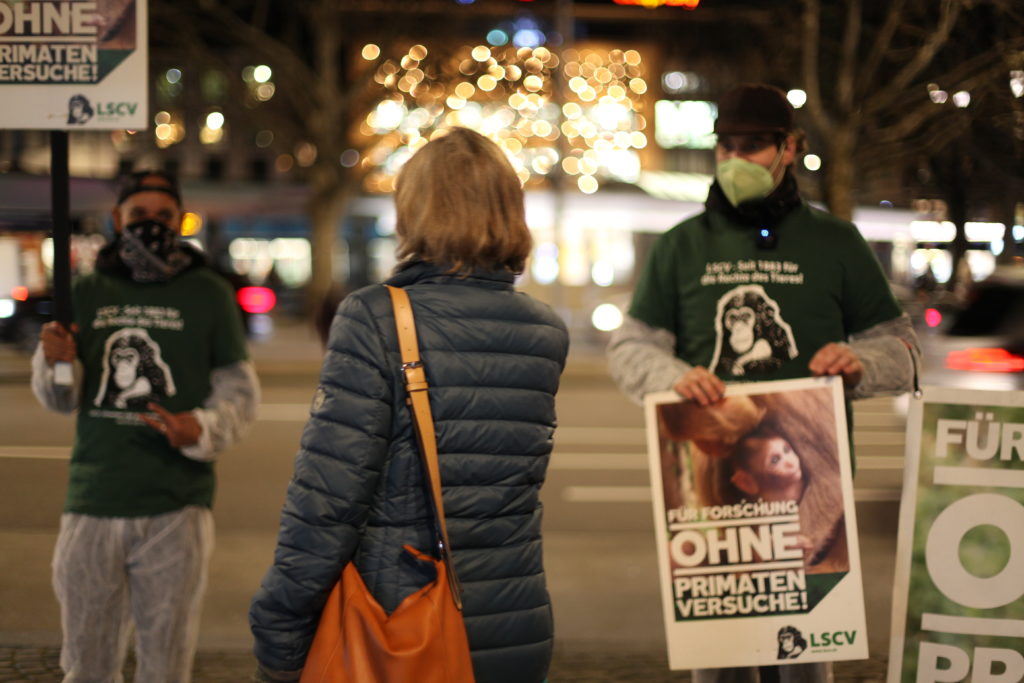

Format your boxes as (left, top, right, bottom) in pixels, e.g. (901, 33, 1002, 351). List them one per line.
(385, 285, 463, 609)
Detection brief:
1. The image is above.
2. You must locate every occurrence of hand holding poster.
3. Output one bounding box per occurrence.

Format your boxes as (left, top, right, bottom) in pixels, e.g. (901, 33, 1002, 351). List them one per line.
(645, 376, 868, 669)
(888, 388, 1024, 682)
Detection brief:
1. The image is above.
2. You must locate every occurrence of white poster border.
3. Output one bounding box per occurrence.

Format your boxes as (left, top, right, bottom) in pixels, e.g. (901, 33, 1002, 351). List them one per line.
(644, 375, 869, 670)
(0, 0, 148, 130)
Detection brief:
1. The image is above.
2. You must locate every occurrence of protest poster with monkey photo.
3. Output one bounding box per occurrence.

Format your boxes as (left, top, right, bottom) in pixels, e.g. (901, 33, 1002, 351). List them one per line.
(888, 388, 1024, 682)
(644, 376, 868, 669)
(0, 0, 148, 129)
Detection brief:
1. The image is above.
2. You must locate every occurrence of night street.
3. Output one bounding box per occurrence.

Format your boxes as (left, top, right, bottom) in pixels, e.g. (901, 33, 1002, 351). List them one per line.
(2, 0, 1023, 679)
(0, 322, 906, 680)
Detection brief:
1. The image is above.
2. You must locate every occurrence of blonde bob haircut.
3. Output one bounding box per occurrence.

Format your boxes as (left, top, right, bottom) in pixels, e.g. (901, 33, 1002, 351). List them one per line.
(394, 127, 532, 275)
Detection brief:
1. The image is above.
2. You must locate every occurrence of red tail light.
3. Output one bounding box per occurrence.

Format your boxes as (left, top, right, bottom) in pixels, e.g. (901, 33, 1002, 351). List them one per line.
(237, 286, 276, 314)
(945, 348, 1024, 373)
(11, 286, 29, 302)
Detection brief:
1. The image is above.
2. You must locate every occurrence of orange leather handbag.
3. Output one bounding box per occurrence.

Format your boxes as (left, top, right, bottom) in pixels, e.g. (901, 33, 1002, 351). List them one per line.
(299, 285, 475, 683)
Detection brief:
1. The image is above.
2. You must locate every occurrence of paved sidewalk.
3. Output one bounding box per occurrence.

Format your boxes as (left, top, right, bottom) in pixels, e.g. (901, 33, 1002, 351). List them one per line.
(0, 644, 888, 682)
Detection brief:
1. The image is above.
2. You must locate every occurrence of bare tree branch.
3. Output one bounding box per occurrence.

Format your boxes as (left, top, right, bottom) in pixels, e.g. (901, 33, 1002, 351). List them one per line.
(872, 42, 1024, 144)
(863, 0, 962, 116)
(858, 0, 905, 97)
(837, 0, 861, 117)
(195, 0, 321, 111)
(308, 2, 343, 159)
(800, 0, 832, 133)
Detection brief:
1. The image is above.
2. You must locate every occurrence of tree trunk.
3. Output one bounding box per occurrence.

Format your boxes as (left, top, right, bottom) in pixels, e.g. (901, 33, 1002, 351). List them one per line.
(307, 174, 349, 317)
(946, 183, 969, 295)
(945, 137, 972, 294)
(822, 124, 857, 221)
(997, 197, 1018, 266)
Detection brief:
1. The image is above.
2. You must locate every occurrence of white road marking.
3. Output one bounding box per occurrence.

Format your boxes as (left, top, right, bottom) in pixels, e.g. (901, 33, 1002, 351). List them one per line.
(550, 453, 647, 470)
(562, 486, 652, 503)
(550, 453, 903, 472)
(852, 432, 907, 446)
(2, 399, 899, 506)
(257, 403, 311, 421)
(857, 456, 905, 470)
(852, 488, 902, 502)
(563, 484, 904, 504)
(554, 426, 647, 446)
(853, 413, 907, 428)
(0, 446, 70, 460)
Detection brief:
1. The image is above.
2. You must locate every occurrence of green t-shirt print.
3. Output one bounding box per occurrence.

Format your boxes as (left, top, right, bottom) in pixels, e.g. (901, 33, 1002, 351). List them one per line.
(629, 203, 902, 383)
(91, 323, 178, 413)
(708, 283, 799, 377)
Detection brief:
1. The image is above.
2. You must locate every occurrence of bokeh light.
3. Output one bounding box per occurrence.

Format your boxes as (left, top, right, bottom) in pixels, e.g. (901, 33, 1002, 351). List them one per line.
(180, 212, 203, 237)
(592, 303, 623, 332)
(359, 43, 649, 193)
(252, 65, 273, 83)
(786, 89, 807, 108)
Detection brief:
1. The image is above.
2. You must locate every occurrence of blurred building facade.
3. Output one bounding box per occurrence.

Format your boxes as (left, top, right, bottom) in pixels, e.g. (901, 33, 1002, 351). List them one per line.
(1, 0, 1021, 348)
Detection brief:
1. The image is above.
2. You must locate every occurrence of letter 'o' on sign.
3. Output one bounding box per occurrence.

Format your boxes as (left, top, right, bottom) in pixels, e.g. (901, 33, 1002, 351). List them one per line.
(925, 493, 1024, 609)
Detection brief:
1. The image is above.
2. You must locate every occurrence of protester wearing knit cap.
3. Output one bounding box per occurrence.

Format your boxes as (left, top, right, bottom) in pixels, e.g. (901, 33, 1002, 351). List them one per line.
(714, 83, 795, 135)
(607, 84, 921, 682)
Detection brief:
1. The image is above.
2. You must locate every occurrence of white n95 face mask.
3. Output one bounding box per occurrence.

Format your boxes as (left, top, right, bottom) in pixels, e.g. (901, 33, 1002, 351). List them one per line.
(715, 144, 787, 207)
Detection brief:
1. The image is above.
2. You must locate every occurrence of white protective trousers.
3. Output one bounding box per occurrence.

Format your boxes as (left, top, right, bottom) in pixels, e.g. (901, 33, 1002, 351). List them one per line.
(52, 506, 215, 683)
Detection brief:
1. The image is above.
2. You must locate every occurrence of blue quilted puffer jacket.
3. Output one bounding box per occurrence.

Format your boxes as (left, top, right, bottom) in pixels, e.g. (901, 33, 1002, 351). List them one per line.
(250, 261, 569, 683)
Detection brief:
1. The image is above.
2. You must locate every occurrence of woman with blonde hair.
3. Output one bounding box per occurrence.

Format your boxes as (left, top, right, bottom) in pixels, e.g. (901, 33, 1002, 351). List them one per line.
(250, 127, 569, 683)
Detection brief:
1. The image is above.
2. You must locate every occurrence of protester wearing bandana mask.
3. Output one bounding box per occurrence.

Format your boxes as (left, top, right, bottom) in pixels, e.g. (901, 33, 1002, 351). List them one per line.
(117, 217, 191, 282)
(109, 171, 193, 282)
(32, 170, 260, 682)
(607, 85, 921, 682)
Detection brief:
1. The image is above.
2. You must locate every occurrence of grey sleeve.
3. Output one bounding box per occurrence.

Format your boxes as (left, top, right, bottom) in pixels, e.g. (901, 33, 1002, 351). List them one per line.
(848, 312, 922, 400)
(30, 343, 81, 414)
(606, 315, 690, 405)
(180, 360, 261, 462)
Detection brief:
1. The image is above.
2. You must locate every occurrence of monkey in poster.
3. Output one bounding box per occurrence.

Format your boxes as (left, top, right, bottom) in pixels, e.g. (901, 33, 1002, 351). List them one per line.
(655, 384, 850, 621)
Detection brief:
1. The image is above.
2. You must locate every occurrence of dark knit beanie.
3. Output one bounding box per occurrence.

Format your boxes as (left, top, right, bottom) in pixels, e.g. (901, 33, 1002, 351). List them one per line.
(714, 83, 794, 136)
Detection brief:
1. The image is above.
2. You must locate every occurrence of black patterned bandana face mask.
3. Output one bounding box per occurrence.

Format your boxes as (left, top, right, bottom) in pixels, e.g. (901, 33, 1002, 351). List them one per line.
(117, 218, 191, 282)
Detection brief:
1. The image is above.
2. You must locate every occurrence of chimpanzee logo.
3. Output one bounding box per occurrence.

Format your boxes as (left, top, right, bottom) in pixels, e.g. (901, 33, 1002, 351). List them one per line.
(777, 625, 807, 659)
(710, 284, 797, 377)
(67, 94, 94, 125)
(94, 328, 176, 410)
